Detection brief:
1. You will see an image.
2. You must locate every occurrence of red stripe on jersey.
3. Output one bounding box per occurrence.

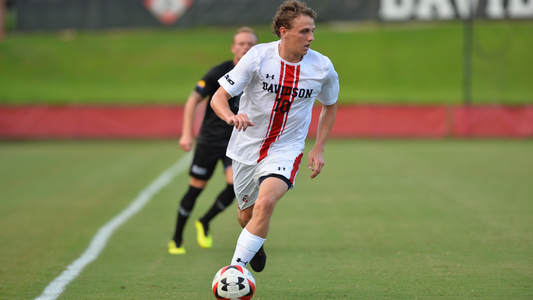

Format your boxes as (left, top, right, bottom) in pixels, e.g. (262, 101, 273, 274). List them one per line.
(289, 152, 303, 183)
(278, 65, 300, 139)
(258, 62, 301, 163)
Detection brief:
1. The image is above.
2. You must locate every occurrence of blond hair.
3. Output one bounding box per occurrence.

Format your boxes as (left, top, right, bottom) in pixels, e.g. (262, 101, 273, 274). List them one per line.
(233, 26, 258, 43)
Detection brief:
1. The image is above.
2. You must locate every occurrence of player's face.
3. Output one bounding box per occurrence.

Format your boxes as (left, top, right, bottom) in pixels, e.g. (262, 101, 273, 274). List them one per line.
(232, 32, 258, 63)
(284, 15, 315, 58)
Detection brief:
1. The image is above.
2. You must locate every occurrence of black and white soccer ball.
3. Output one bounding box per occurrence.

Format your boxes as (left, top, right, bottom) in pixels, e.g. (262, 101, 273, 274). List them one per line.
(212, 265, 256, 300)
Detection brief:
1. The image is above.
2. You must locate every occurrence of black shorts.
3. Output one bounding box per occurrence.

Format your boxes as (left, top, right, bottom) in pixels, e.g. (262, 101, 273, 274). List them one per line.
(189, 144, 232, 181)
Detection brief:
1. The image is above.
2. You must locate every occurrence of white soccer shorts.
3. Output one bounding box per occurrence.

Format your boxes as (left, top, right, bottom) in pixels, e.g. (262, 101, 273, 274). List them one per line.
(232, 150, 303, 210)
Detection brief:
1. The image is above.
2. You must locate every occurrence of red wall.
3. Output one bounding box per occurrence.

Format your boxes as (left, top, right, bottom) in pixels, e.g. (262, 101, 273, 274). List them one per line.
(1, 105, 532, 139)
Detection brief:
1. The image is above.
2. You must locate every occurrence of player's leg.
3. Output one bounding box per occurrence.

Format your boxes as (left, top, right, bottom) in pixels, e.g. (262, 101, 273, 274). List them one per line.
(230, 161, 261, 266)
(169, 177, 206, 254)
(231, 151, 301, 270)
(169, 145, 217, 254)
(231, 176, 289, 270)
(248, 176, 291, 272)
(237, 202, 253, 229)
(245, 176, 288, 238)
(197, 156, 235, 248)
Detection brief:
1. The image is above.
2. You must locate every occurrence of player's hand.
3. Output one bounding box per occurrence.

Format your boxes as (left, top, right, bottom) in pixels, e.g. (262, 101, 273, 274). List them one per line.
(179, 134, 194, 152)
(227, 113, 255, 132)
(308, 148, 325, 179)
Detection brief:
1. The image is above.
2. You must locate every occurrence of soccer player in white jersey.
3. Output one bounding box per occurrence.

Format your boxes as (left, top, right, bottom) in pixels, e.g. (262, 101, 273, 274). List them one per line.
(211, 0, 339, 272)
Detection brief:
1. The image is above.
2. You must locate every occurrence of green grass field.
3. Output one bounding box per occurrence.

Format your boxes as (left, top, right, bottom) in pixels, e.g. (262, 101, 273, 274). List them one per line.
(1, 139, 532, 299)
(1, 21, 532, 105)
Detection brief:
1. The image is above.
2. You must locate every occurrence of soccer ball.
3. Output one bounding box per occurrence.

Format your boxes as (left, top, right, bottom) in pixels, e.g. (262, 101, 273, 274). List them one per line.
(212, 265, 256, 300)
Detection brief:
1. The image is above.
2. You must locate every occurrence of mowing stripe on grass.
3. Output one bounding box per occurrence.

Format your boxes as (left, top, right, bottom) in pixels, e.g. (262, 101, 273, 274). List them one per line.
(34, 151, 193, 300)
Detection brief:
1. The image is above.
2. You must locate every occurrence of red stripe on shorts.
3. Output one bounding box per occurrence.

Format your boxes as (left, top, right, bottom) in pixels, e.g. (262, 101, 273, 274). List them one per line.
(289, 152, 303, 183)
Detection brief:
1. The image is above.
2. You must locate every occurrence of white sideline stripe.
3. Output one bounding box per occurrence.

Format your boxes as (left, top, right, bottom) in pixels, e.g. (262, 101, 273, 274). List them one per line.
(34, 152, 192, 300)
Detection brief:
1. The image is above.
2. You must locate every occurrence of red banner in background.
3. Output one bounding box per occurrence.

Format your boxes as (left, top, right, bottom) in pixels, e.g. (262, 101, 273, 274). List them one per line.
(309, 105, 450, 138)
(1, 105, 532, 139)
(453, 106, 533, 138)
(0, 106, 183, 139)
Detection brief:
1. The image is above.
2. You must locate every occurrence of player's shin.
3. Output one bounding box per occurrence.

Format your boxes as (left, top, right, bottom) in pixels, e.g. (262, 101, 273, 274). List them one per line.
(231, 228, 265, 267)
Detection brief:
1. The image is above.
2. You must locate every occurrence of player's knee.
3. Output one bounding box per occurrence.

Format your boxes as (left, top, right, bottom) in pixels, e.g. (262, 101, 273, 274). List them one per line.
(238, 207, 253, 226)
(238, 215, 250, 228)
(253, 196, 276, 218)
(189, 177, 207, 189)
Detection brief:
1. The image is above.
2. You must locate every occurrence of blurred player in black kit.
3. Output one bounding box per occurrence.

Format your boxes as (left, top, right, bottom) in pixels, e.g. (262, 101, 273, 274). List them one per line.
(168, 27, 258, 254)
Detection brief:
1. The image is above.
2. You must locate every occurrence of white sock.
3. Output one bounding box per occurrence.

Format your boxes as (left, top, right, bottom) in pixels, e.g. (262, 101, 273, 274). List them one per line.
(231, 228, 265, 268)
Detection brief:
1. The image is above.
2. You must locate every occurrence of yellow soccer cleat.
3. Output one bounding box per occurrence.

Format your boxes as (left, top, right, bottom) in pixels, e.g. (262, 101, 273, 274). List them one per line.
(195, 220, 213, 249)
(168, 240, 186, 255)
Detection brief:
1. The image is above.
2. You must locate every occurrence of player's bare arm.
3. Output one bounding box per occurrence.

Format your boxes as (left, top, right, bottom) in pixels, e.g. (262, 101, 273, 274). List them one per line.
(308, 102, 337, 179)
(179, 90, 205, 152)
(211, 86, 255, 132)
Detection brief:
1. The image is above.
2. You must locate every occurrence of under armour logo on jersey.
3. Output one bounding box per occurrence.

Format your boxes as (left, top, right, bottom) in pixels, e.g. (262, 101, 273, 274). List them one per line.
(266, 74, 275, 80)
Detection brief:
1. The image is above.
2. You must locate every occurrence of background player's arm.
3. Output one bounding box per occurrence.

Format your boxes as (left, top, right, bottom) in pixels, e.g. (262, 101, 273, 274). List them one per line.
(211, 86, 254, 132)
(308, 102, 337, 179)
(179, 90, 205, 152)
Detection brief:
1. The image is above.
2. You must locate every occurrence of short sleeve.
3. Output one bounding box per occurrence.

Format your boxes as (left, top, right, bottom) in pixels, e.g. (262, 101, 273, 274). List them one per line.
(218, 47, 258, 97)
(195, 67, 220, 98)
(316, 59, 339, 106)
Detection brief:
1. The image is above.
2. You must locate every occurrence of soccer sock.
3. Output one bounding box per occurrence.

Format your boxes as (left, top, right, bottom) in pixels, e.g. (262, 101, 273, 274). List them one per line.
(199, 184, 235, 233)
(172, 185, 203, 246)
(231, 228, 265, 268)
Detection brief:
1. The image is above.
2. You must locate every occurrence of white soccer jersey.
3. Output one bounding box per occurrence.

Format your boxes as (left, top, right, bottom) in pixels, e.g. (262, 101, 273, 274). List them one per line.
(218, 40, 339, 165)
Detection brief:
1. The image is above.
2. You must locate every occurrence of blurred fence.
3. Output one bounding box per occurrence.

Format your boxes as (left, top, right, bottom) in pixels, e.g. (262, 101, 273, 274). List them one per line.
(13, 0, 533, 30)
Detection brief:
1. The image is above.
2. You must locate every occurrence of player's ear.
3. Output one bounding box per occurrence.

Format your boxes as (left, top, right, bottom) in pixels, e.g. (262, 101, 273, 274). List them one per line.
(279, 27, 287, 39)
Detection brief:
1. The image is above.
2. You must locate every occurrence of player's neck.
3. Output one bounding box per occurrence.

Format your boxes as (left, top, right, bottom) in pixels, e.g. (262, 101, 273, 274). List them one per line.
(278, 43, 303, 64)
